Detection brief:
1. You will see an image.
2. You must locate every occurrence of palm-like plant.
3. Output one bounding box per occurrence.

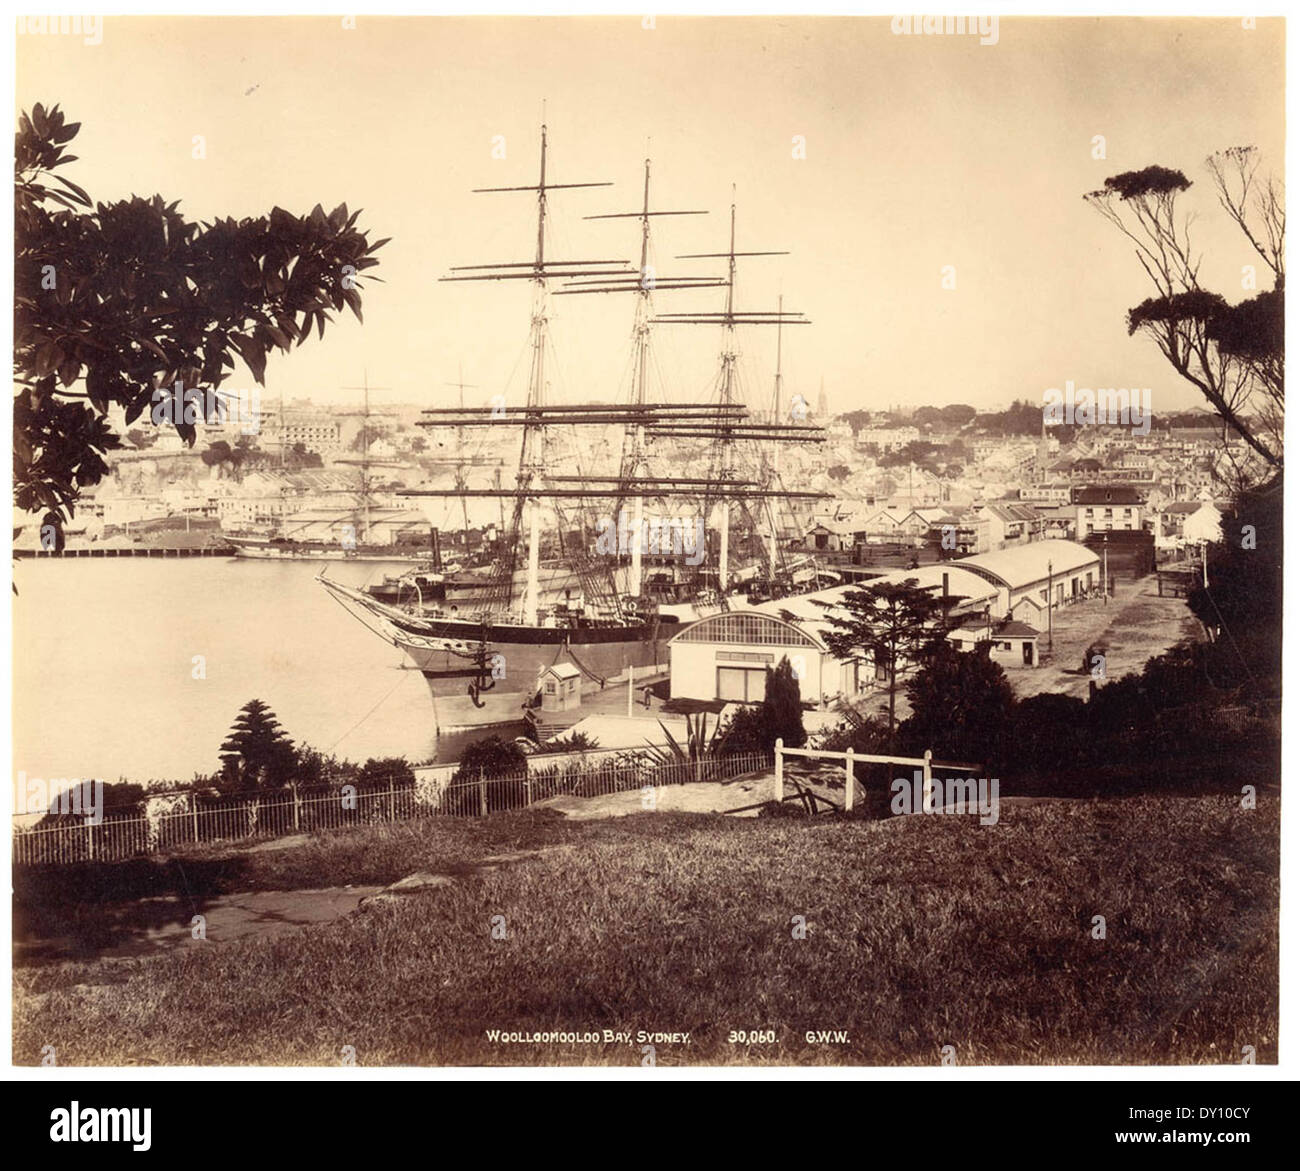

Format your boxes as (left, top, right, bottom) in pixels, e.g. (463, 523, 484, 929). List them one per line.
(641, 713, 728, 781)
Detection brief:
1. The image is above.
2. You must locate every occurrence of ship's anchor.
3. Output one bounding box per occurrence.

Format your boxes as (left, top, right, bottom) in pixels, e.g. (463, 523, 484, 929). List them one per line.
(466, 634, 495, 708)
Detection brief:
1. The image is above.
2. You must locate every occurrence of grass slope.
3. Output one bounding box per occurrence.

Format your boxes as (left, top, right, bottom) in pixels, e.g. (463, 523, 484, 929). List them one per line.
(14, 796, 1277, 1066)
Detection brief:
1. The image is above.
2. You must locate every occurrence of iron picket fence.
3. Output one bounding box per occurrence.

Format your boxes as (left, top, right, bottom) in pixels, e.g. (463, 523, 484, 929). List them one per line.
(13, 751, 774, 865)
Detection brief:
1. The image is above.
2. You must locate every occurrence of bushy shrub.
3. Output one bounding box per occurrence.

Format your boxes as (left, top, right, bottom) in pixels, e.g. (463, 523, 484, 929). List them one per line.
(718, 656, 806, 755)
(357, 757, 416, 790)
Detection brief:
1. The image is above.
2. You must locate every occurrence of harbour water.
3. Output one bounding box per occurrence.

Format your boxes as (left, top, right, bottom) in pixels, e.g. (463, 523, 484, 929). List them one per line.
(11, 557, 454, 788)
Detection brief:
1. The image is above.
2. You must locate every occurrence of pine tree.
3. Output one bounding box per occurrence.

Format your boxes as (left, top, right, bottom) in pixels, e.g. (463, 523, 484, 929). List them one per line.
(819, 578, 953, 739)
(218, 699, 296, 792)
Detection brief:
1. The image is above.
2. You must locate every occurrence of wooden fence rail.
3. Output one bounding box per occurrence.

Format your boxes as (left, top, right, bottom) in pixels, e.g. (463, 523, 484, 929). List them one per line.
(774, 739, 983, 813)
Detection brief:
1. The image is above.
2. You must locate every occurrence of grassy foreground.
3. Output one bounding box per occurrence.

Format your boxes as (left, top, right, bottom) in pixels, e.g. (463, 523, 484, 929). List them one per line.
(14, 796, 1277, 1066)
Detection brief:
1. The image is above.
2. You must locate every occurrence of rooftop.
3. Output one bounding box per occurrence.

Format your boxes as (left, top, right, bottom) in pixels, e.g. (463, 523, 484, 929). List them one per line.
(958, 538, 1099, 589)
(1074, 484, 1143, 505)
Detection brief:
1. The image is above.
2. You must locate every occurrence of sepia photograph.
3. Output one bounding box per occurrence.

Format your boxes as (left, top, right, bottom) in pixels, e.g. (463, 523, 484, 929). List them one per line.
(6, 6, 1287, 1106)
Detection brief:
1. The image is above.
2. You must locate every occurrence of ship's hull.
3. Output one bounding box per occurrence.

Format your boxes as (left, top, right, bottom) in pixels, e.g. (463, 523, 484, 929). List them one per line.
(390, 614, 667, 723)
(316, 576, 729, 733)
(365, 563, 584, 604)
(319, 576, 671, 730)
(228, 538, 428, 563)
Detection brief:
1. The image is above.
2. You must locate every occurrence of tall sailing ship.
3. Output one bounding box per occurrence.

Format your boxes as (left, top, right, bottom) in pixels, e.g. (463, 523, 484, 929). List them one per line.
(319, 125, 832, 731)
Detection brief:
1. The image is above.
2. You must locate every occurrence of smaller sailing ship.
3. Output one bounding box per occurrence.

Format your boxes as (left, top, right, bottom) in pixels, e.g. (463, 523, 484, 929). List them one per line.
(224, 376, 432, 562)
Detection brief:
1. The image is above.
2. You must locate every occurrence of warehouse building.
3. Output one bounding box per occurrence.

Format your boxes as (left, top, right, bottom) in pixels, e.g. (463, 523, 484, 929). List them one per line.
(666, 539, 1100, 704)
(957, 538, 1102, 624)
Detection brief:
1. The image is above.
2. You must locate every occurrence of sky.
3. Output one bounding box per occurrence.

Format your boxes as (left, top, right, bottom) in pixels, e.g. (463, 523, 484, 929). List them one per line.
(16, 15, 1286, 419)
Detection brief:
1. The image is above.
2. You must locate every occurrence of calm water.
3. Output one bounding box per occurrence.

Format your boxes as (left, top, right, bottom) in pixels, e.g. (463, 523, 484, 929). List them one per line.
(12, 557, 446, 787)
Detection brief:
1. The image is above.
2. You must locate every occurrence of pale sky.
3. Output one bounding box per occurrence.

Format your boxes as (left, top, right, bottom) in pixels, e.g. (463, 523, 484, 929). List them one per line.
(16, 15, 1286, 418)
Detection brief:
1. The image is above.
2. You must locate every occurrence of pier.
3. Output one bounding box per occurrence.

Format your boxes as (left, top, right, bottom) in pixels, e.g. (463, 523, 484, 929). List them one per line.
(14, 545, 237, 559)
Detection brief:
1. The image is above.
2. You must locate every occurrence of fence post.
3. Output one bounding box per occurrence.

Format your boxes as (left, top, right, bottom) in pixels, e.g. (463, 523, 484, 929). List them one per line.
(86, 817, 95, 862)
(192, 793, 199, 843)
(292, 783, 300, 831)
(526, 772, 533, 807)
(479, 769, 488, 817)
(922, 749, 934, 813)
(774, 738, 784, 803)
(388, 782, 396, 821)
(844, 747, 855, 813)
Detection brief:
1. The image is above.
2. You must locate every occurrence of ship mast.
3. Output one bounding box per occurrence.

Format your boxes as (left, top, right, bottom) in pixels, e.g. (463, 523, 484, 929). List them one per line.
(438, 122, 625, 623)
(339, 371, 391, 545)
(718, 200, 739, 588)
(405, 133, 830, 623)
(626, 161, 654, 597)
(765, 294, 786, 574)
(561, 156, 719, 597)
(657, 195, 809, 591)
(445, 364, 477, 538)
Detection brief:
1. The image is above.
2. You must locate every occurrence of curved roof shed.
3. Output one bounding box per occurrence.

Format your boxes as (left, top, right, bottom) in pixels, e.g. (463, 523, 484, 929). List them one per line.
(957, 539, 1098, 591)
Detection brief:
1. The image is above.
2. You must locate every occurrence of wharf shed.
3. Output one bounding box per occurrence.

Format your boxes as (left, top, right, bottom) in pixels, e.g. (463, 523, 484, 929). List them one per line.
(665, 540, 1100, 704)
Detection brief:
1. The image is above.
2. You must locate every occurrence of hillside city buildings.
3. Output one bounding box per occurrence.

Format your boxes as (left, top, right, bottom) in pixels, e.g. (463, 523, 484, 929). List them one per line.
(14, 398, 1239, 574)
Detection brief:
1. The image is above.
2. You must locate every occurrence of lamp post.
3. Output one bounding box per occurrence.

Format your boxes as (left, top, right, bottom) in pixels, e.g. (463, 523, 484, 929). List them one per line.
(1047, 559, 1054, 654)
(1102, 534, 1109, 606)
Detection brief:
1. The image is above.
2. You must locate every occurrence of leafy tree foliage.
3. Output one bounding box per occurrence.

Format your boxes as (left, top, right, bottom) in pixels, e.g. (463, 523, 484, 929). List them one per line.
(720, 655, 807, 753)
(285, 446, 324, 471)
(14, 102, 388, 537)
(1101, 164, 1192, 200)
(764, 656, 807, 749)
(911, 402, 977, 427)
(876, 440, 946, 473)
(718, 704, 769, 755)
(1186, 474, 1283, 691)
(291, 745, 356, 788)
(542, 730, 601, 753)
(357, 756, 417, 789)
(351, 425, 388, 453)
(838, 409, 874, 432)
(973, 400, 1049, 437)
(452, 735, 528, 784)
(1010, 692, 1091, 778)
(36, 780, 147, 827)
(200, 439, 248, 479)
(898, 641, 1017, 773)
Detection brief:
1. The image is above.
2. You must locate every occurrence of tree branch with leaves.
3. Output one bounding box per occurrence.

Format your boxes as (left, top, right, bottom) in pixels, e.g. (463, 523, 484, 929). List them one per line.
(1084, 149, 1283, 476)
(14, 102, 389, 542)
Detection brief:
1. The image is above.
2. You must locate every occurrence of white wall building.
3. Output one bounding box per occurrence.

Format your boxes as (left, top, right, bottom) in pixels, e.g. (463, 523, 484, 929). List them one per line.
(857, 425, 920, 452)
(666, 540, 1102, 704)
(667, 611, 855, 705)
